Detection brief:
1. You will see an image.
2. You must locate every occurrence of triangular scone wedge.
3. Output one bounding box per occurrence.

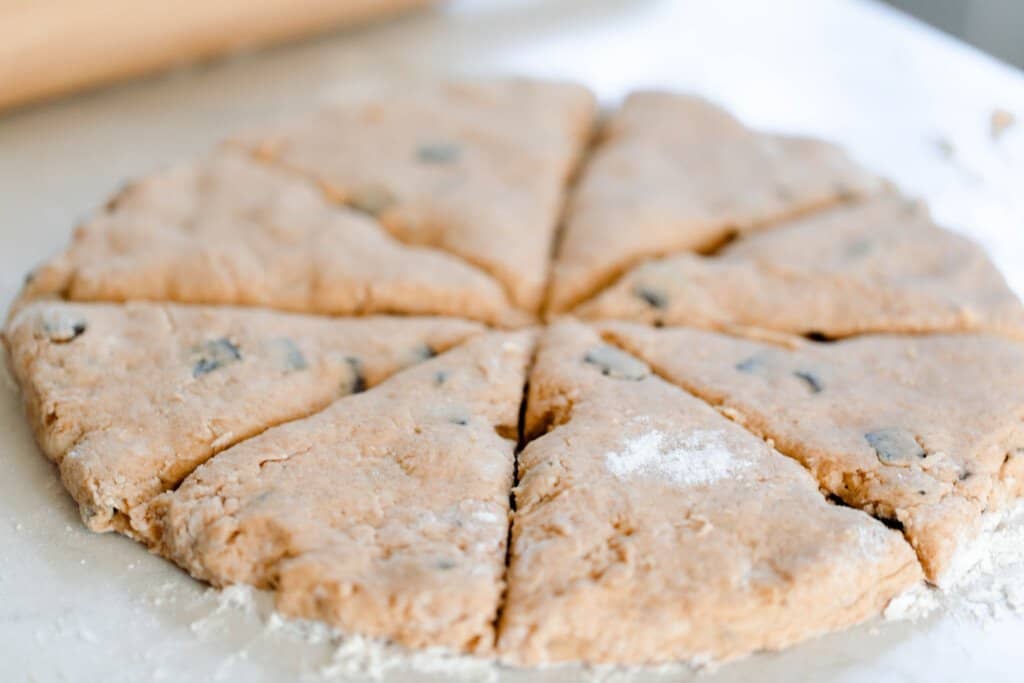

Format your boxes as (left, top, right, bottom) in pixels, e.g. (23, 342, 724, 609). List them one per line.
(21, 148, 520, 325)
(547, 91, 882, 313)
(143, 331, 532, 653)
(497, 322, 920, 666)
(602, 322, 1024, 585)
(235, 78, 596, 313)
(2, 300, 482, 537)
(576, 195, 1024, 338)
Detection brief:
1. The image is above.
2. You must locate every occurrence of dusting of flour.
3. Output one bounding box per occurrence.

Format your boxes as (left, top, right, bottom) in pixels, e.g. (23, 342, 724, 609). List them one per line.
(178, 507, 1024, 682)
(885, 501, 1024, 624)
(185, 584, 501, 681)
(605, 429, 750, 487)
(174, 465, 1024, 682)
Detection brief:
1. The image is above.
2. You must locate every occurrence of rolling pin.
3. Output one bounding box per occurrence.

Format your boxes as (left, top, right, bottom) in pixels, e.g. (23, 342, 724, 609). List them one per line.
(0, 0, 433, 111)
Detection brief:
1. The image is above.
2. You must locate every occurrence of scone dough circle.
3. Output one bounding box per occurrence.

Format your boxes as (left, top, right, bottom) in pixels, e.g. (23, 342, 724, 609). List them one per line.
(5, 77, 1022, 668)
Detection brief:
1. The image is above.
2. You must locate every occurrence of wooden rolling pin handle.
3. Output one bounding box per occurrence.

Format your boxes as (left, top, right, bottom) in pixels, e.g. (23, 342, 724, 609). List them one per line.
(0, 0, 431, 111)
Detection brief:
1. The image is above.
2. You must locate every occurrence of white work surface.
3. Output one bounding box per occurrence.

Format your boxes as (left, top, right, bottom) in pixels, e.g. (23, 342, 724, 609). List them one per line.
(2, 1, 1024, 681)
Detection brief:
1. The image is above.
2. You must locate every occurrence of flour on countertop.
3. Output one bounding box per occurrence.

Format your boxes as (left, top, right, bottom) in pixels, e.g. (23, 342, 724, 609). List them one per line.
(605, 429, 750, 488)
(885, 502, 1024, 624)
(165, 502, 1024, 681)
(581, 656, 715, 683)
(187, 583, 500, 681)
(171, 484, 1024, 682)
(183, 583, 708, 681)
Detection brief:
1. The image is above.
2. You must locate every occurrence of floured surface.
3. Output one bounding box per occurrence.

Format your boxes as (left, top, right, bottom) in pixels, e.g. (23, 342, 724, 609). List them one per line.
(602, 322, 1024, 584)
(145, 332, 531, 652)
(577, 194, 1024, 338)
(2, 300, 481, 536)
(498, 322, 919, 665)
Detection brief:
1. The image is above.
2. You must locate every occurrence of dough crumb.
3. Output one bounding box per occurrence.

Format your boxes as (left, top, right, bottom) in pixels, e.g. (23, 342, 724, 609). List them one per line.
(990, 108, 1016, 141)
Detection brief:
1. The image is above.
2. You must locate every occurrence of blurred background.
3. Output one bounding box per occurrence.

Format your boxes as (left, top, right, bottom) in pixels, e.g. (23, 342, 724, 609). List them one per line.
(2, 0, 1022, 299)
(1, 0, 1021, 113)
(885, 0, 1024, 68)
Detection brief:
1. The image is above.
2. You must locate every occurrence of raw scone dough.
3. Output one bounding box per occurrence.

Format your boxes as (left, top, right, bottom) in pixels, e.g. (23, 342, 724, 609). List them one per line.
(143, 331, 533, 652)
(497, 322, 920, 665)
(20, 148, 521, 325)
(546, 91, 882, 313)
(2, 300, 481, 536)
(7, 79, 1024, 667)
(236, 77, 597, 313)
(602, 322, 1024, 583)
(576, 194, 1024, 338)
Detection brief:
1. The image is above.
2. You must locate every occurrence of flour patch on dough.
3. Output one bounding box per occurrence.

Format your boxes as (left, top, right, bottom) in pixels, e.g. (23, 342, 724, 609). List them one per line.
(605, 429, 751, 488)
(852, 522, 897, 559)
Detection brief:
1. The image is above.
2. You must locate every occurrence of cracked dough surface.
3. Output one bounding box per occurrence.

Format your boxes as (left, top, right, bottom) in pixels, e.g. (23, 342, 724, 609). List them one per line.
(3, 300, 481, 536)
(143, 331, 532, 652)
(20, 148, 521, 325)
(498, 322, 920, 665)
(236, 77, 596, 314)
(3, 76, 1024, 667)
(602, 321, 1024, 583)
(546, 90, 883, 313)
(576, 193, 1024, 338)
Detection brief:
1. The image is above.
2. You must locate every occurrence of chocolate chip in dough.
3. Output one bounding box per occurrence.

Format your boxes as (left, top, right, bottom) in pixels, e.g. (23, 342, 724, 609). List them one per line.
(845, 239, 873, 259)
(583, 345, 650, 381)
(633, 285, 668, 310)
(865, 428, 926, 466)
(414, 343, 437, 361)
(192, 338, 242, 378)
(41, 315, 87, 343)
(348, 185, 397, 216)
(793, 370, 824, 394)
(267, 337, 308, 372)
(416, 142, 461, 164)
(344, 356, 367, 394)
(735, 355, 764, 374)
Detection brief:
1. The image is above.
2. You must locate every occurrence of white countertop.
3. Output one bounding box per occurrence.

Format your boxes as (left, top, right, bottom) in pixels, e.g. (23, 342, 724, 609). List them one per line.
(2, 1, 1024, 681)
